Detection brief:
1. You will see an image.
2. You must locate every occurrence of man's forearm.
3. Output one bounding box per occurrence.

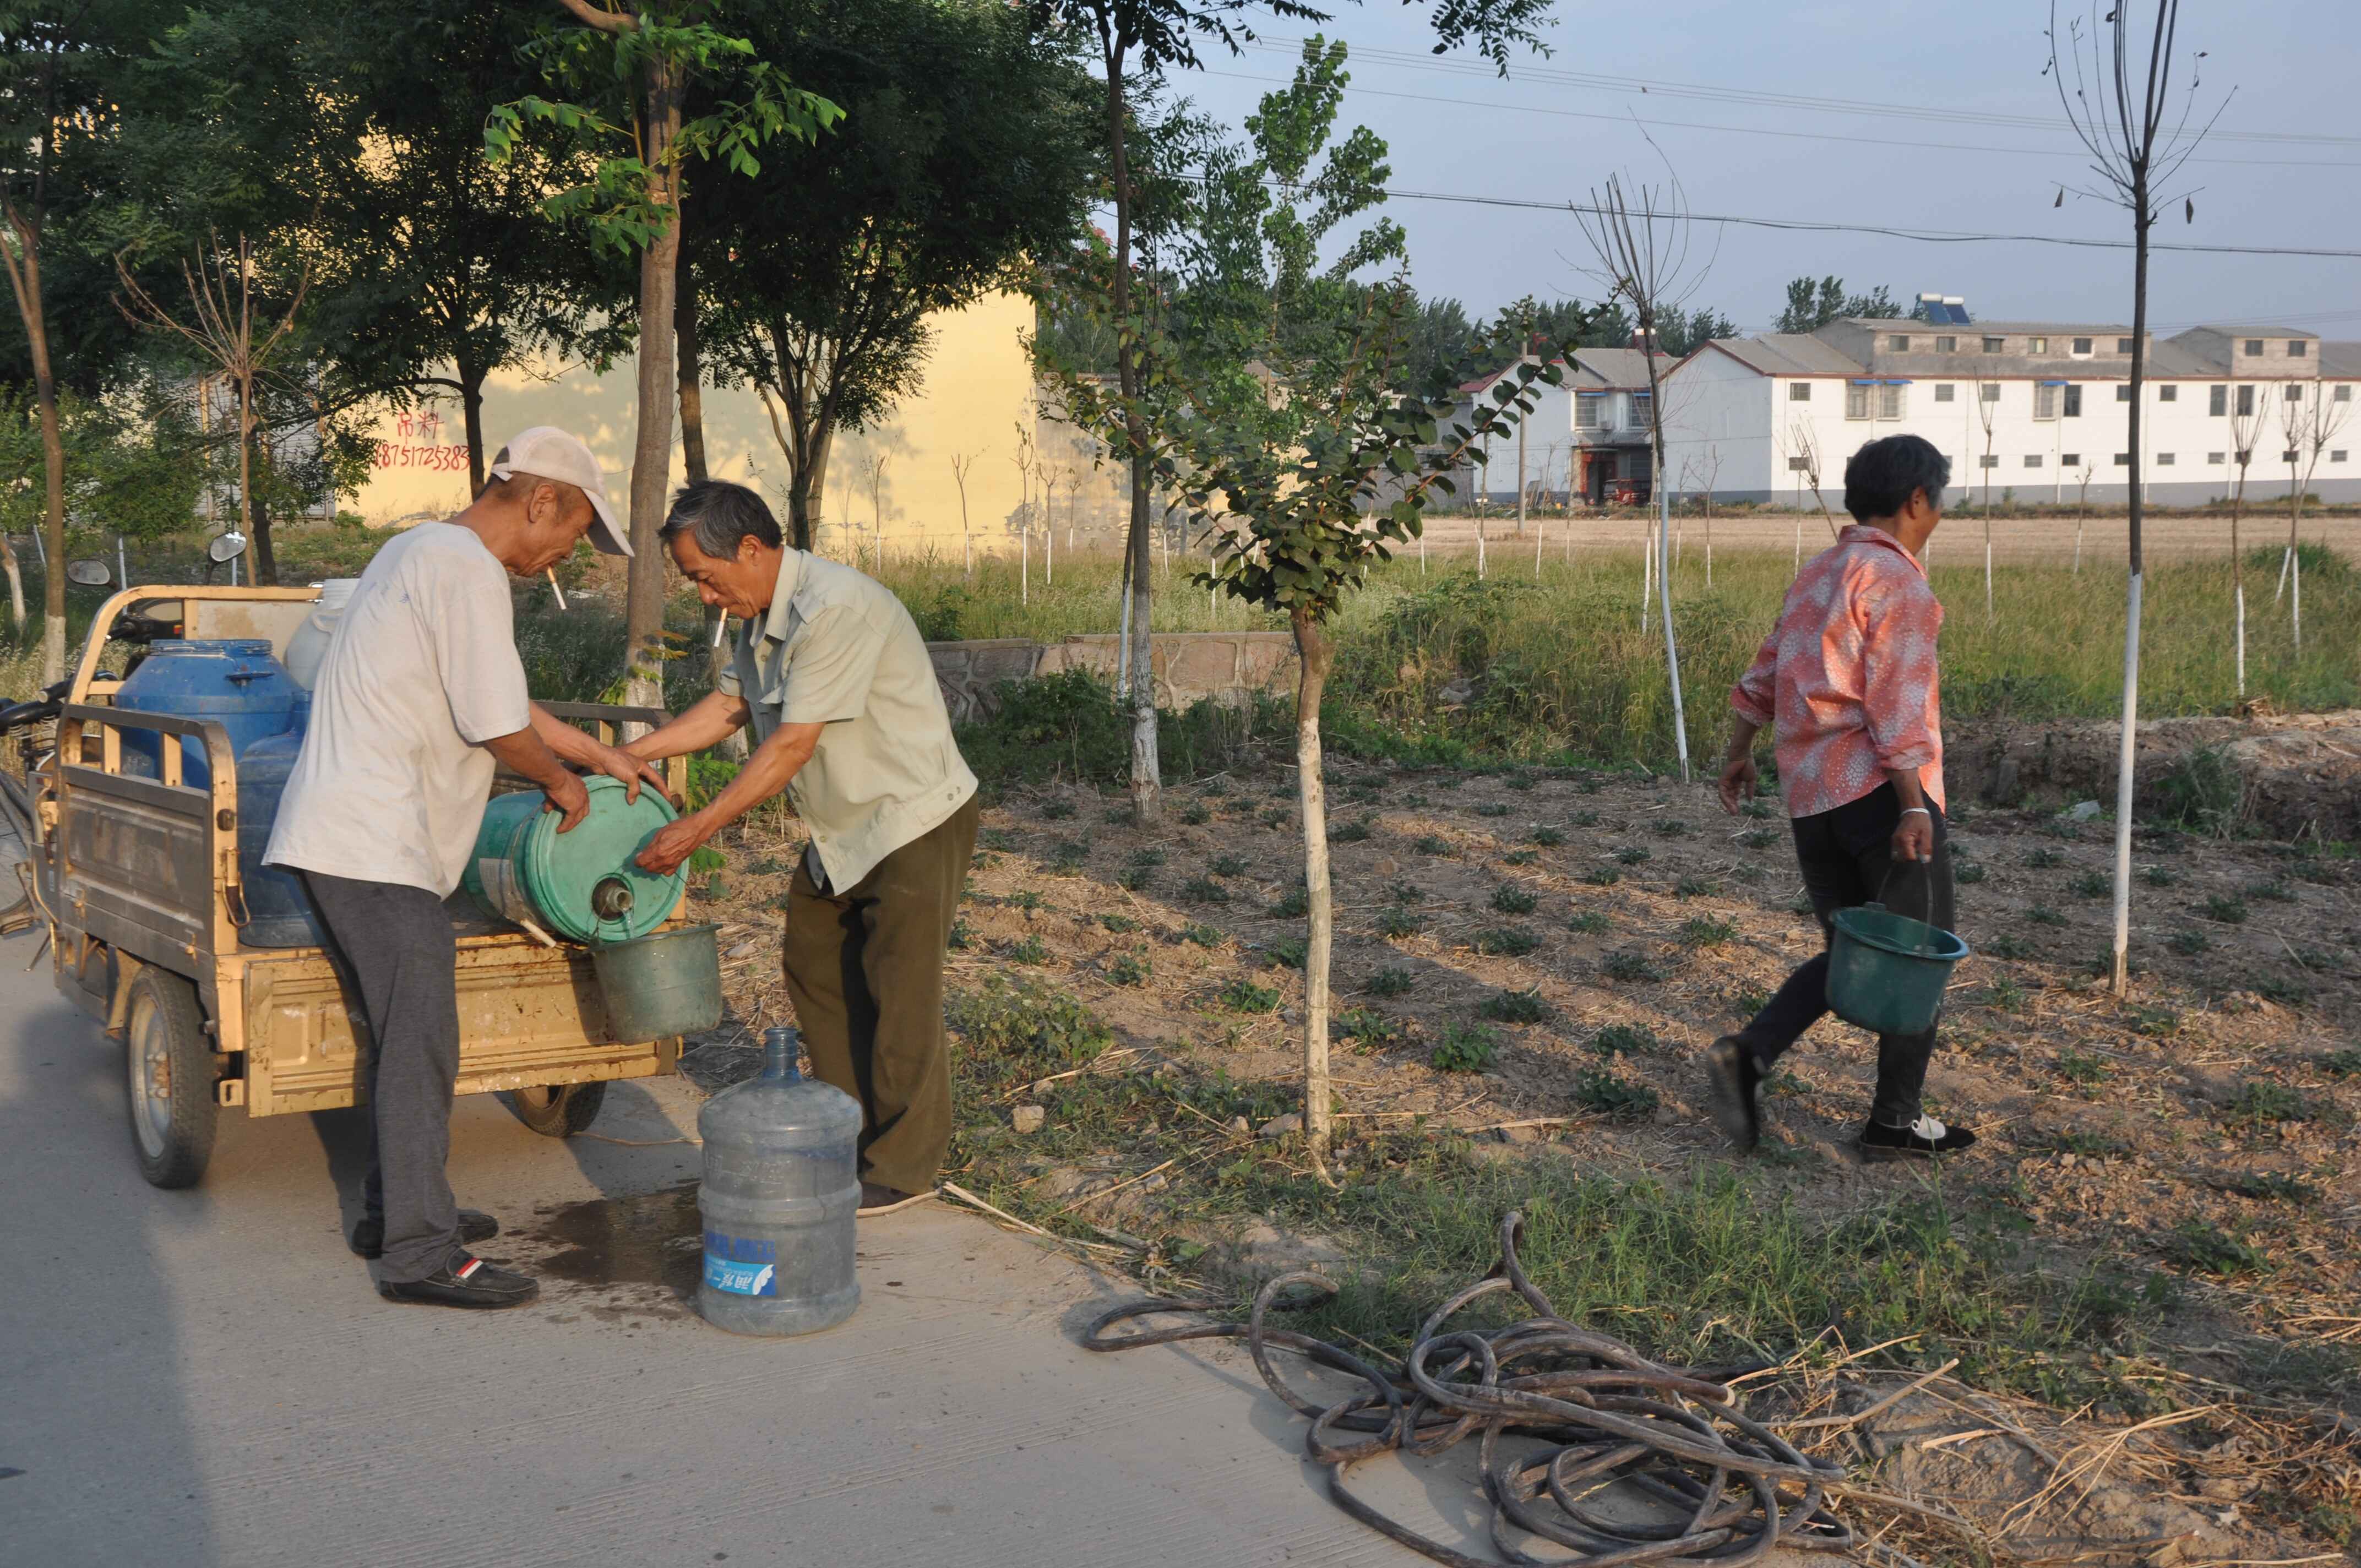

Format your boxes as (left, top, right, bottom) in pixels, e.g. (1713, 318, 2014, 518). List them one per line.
(689, 726, 818, 837)
(625, 690, 749, 762)
(482, 726, 576, 794)
(530, 704, 609, 769)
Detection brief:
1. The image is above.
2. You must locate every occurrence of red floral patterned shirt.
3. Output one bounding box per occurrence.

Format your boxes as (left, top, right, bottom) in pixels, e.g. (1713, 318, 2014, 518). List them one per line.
(1731, 524, 1945, 820)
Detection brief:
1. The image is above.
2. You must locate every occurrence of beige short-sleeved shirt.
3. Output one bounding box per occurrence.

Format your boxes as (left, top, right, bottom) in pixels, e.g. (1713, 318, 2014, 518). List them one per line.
(265, 523, 531, 895)
(717, 549, 975, 891)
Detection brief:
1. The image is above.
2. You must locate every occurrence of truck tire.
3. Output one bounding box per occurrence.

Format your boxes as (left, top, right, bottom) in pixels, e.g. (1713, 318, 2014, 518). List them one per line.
(510, 1081, 607, 1137)
(124, 966, 217, 1189)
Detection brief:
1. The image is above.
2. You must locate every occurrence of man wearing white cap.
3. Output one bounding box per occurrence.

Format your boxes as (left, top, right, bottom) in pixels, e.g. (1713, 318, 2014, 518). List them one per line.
(267, 427, 665, 1309)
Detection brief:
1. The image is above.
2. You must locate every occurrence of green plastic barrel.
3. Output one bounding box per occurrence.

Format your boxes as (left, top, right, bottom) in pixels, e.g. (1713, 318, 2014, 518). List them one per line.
(1825, 903, 1969, 1037)
(462, 775, 686, 943)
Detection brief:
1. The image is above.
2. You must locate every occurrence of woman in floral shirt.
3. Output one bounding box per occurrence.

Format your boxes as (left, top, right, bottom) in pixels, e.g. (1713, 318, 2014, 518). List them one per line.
(1707, 434, 1976, 1161)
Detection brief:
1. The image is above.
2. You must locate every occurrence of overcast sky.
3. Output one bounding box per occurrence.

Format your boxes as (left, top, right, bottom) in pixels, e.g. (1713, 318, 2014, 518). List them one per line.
(1154, 1, 2360, 340)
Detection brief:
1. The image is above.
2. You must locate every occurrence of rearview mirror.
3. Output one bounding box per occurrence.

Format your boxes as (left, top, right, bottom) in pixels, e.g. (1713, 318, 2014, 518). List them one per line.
(206, 531, 249, 564)
(64, 559, 112, 586)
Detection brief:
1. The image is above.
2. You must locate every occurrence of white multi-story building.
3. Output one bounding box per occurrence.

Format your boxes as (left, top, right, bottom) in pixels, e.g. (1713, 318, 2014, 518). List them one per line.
(1456, 345, 1673, 507)
(1656, 317, 2361, 507)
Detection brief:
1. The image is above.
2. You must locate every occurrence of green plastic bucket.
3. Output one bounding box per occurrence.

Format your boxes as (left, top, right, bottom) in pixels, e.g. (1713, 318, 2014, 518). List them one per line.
(592, 923, 726, 1043)
(1826, 902, 1969, 1037)
(463, 775, 685, 943)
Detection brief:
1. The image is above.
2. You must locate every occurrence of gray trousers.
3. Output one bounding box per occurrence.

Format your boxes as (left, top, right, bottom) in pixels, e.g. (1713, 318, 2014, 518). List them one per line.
(302, 872, 463, 1283)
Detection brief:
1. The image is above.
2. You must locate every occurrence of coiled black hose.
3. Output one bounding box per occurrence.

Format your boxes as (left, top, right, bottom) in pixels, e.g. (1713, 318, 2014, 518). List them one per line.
(1086, 1211, 1854, 1565)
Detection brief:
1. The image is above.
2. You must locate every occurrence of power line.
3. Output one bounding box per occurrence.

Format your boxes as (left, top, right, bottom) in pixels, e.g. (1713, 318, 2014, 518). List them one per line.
(1200, 68, 2360, 171)
(1245, 36, 2361, 150)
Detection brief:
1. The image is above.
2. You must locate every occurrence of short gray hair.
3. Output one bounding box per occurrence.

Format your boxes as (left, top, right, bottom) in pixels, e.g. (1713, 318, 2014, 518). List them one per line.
(662, 479, 782, 557)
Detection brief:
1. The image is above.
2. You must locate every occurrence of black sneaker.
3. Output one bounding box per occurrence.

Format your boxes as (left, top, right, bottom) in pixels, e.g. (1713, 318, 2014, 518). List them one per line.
(1703, 1036, 1764, 1153)
(350, 1208, 498, 1260)
(378, 1251, 540, 1310)
(1860, 1115, 1978, 1162)
(857, 1181, 933, 1217)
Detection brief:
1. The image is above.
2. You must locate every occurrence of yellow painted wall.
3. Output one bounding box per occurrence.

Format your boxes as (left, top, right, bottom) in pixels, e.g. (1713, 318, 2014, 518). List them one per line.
(347, 292, 1038, 558)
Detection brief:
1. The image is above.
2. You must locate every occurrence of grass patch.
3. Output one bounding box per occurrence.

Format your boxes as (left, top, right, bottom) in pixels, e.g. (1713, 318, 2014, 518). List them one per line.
(1179, 800, 1212, 825)
(1376, 907, 1425, 939)
(1471, 927, 1540, 957)
(2226, 1080, 2305, 1130)
(1332, 816, 1373, 843)
(1335, 1007, 1407, 1049)
(2166, 1219, 2271, 1278)
(1566, 909, 1612, 935)
(1413, 835, 1455, 857)
(1602, 950, 1674, 983)
(1106, 951, 1151, 986)
(1679, 916, 1739, 947)
(2027, 905, 2068, 927)
(1207, 853, 1248, 877)
(1430, 1022, 1501, 1072)
(1740, 828, 1780, 851)
(2054, 1049, 2109, 1088)
(2167, 929, 2211, 955)
(1265, 937, 1307, 970)
(1180, 877, 1231, 904)
(1673, 876, 1721, 899)
(2316, 1049, 2361, 1079)
(1268, 887, 1309, 919)
(2068, 871, 2109, 899)
(2244, 878, 2296, 903)
(1215, 977, 1282, 1014)
(1179, 922, 1226, 948)
(1478, 987, 1551, 1024)
(1528, 826, 1565, 847)
(1954, 859, 1987, 885)
(1986, 932, 2034, 960)
(2024, 846, 2066, 869)
(1038, 799, 1076, 821)
(2140, 864, 2182, 888)
(1475, 801, 1510, 818)
(1652, 818, 1691, 837)
(2201, 894, 2248, 924)
(1006, 934, 1050, 965)
(1582, 866, 1622, 886)
(1489, 884, 1539, 915)
(1573, 1067, 1661, 1119)
(1364, 966, 1416, 997)
(1098, 913, 1139, 934)
(1615, 846, 1652, 865)
(1591, 1023, 1658, 1058)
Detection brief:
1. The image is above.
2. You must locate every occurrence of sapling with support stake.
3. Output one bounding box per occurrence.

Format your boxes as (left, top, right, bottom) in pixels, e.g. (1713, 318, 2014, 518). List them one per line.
(2225, 389, 2264, 696)
(2275, 372, 2347, 655)
(1183, 292, 1569, 1178)
(2046, 0, 2226, 997)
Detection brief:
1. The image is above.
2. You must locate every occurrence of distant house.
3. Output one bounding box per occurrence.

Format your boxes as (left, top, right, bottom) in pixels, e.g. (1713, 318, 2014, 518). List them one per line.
(1658, 313, 2361, 507)
(1448, 339, 1676, 507)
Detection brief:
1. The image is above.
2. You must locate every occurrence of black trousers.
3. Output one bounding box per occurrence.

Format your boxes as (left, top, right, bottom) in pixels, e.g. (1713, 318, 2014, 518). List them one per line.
(1737, 783, 1955, 1129)
(302, 871, 464, 1283)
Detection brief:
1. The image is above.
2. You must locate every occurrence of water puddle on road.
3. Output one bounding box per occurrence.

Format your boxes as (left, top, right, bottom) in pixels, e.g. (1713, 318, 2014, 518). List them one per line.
(520, 1182, 704, 1320)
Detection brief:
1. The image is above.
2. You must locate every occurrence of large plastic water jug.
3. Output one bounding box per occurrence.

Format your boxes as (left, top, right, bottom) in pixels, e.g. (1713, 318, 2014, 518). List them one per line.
(282, 578, 360, 689)
(697, 1026, 862, 1337)
(116, 639, 303, 790)
(233, 692, 325, 949)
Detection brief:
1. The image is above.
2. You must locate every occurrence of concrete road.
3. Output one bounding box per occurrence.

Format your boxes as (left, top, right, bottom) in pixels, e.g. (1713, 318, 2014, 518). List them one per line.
(0, 924, 1490, 1568)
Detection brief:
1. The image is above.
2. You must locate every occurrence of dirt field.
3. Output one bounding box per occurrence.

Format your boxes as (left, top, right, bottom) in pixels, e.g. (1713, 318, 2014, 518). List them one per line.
(683, 750, 2361, 1560)
(1417, 509, 2360, 566)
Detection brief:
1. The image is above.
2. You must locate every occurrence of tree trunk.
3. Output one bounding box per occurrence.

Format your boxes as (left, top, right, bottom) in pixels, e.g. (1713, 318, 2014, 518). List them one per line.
(2, 209, 68, 681)
(1290, 606, 1334, 1180)
(2231, 472, 2246, 698)
(244, 383, 280, 585)
(2109, 195, 2151, 999)
(458, 347, 488, 497)
(1100, 34, 1161, 826)
(677, 260, 707, 487)
(623, 59, 684, 720)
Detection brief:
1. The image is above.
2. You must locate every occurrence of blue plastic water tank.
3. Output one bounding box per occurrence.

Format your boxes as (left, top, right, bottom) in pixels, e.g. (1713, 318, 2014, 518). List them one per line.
(234, 692, 324, 948)
(116, 640, 303, 790)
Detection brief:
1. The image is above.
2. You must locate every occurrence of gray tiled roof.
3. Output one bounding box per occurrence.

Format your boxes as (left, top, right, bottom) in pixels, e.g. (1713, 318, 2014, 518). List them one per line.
(1841, 316, 2136, 335)
(1701, 335, 1863, 375)
(2319, 342, 2361, 378)
(1573, 347, 1671, 389)
(2182, 323, 2323, 339)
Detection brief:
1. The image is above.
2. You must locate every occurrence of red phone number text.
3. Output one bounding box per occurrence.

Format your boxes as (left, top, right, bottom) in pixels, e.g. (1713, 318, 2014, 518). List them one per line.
(375, 442, 471, 472)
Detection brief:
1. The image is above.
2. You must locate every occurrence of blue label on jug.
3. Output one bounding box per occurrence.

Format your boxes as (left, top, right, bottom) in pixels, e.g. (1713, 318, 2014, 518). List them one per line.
(703, 1229, 779, 1297)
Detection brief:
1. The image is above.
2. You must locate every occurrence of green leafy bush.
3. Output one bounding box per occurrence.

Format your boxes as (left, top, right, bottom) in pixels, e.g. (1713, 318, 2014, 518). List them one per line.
(1365, 966, 1416, 996)
(1216, 977, 1281, 1014)
(1490, 884, 1538, 915)
(1574, 1068, 1660, 1119)
(1478, 987, 1551, 1023)
(1472, 927, 1539, 957)
(1430, 1023, 1500, 1072)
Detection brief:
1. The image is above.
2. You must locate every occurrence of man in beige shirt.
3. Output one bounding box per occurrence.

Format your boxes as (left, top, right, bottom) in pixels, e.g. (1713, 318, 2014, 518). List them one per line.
(629, 480, 978, 1214)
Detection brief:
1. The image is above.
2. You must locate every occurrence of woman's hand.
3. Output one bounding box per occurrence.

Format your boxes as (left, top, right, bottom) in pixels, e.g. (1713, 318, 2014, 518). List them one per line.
(634, 814, 712, 877)
(1891, 810, 1935, 865)
(1717, 752, 1759, 815)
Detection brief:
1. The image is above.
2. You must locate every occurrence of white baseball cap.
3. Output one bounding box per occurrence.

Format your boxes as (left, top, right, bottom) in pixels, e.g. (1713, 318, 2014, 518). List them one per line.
(488, 426, 632, 557)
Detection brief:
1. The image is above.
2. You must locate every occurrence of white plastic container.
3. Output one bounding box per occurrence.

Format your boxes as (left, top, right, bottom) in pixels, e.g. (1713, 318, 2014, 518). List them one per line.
(282, 578, 360, 689)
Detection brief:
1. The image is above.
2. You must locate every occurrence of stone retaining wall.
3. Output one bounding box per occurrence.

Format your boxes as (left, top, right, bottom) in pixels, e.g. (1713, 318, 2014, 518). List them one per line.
(928, 631, 1295, 725)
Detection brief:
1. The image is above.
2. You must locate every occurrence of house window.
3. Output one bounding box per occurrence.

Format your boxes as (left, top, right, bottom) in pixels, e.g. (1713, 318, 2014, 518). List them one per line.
(2244, 339, 2265, 356)
(2236, 384, 2255, 415)
(2286, 384, 2304, 402)
(1576, 395, 1606, 429)
(1978, 454, 1999, 469)
(2116, 384, 2133, 402)
(1982, 335, 2005, 352)
(2156, 452, 2175, 466)
(1933, 383, 1956, 402)
(2028, 336, 2049, 353)
(1846, 384, 1872, 420)
(2114, 453, 2131, 465)
(2061, 453, 2081, 466)
(1788, 383, 1811, 401)
(2024, 454, 2044, 468)
(2283, 449, 2300, 463)
(1979, 383, 2001, 403)
(2034, 384, 2059, 420)
(2289, 340, 2308, 357)
(2072, 337, 2093, 354)
(1628, 393, 1652, 428)
(2209, 385, 2227, 416)
(2338, 385, 2353, 402)
(1878, 384, 1906, 419)
(1935, 335, 1956, 352)
(2063, 385, 2082, 417)
(2207, 451, 2226, 465)
(2335, 450, 2350, 464)
(2117, 337, 2136, 353)
(1787, 456, 1810, 472)
(2158, 385, 2178, 402)
(1889, 334, 1910, 351)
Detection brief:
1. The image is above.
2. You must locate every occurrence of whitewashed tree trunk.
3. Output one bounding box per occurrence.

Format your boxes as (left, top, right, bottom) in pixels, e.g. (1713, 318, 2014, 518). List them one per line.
(1655, 469, 1691, 783)
(2109, 568, 2143, 993)
(1290, 608, 1334, 1180)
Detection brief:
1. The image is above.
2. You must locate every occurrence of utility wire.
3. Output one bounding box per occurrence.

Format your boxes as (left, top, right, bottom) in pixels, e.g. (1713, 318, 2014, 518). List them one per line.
(1244, 35, 2361, 149)
(1199, 68, 2360, 172)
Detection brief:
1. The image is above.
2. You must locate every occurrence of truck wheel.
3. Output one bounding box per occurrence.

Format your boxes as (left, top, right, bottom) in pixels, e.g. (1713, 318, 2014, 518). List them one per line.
(510, 1081, 607, 1137)
(124, 966, 217, 1189)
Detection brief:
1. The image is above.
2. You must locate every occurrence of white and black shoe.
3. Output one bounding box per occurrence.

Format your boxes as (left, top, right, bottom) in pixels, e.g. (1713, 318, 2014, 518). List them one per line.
(1860, 1115, 1978, 1162)
(1703, 1036, 1764, 1153)
(378, 1250, 540, 1310)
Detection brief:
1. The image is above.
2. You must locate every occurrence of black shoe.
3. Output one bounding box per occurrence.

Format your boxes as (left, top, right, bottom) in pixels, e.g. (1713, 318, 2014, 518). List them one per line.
(378, 1251, 540, 1310)
(857, 1181, 933, 1217)
(350, 1208, 498, 1260)
(1704, 1036, 1764, 1153)
(1860, 1115, 1978, 1162)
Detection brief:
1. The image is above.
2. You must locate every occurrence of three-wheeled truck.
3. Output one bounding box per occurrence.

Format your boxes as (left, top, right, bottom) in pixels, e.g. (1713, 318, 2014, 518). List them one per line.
(0, 582, 692, 1189)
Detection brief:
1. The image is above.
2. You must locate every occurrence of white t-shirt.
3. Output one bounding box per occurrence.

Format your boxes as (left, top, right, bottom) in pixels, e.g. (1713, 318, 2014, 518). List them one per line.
(265, 523, 532, 895)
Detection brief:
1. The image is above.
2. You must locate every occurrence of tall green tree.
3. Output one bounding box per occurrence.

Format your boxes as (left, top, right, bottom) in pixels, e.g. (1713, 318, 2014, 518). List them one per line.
(698, 0, 1096, 553)
(1024, 0, 1551, 826)
(487, 1, 839, 712)
(1772, 275, 1898, 334)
